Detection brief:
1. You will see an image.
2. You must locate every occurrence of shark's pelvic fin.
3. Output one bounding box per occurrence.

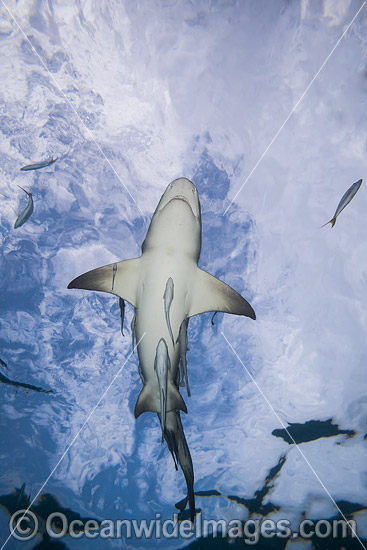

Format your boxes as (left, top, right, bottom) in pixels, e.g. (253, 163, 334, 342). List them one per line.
(134, 381, 187, 418)
(163, 277, 175, 346)
(188, 268, 256, 320)
(68, 258, 141, 307)
(134, 385, 156, 418)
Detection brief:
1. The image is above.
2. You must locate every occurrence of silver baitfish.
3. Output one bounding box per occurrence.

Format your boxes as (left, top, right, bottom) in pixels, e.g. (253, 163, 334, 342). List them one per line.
(14, 186, 34, 229)
(163, 277, 175, 346)
(119, 297, 125, 336)
(20, 157, 57, 171)
(321, 178, 363, 228)
(112, 263, 117, 290)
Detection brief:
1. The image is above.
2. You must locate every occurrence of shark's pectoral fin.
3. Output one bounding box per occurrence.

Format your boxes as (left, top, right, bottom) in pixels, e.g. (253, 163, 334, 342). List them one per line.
(134, 383, 187, 418)
(68, 258, 141, 307)
(188, 268, 256, 320)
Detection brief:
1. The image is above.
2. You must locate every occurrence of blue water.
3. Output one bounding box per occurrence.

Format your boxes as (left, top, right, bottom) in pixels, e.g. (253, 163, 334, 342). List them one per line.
(1, 1, 367, 549)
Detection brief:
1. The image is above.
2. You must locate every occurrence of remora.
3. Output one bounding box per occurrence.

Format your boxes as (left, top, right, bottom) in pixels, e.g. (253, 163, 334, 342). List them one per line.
(68, 177, 256, 522)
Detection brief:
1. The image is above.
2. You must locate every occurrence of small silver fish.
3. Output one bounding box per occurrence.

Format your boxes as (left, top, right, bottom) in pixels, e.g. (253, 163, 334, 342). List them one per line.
(163, 277, 175, 346)
(131, 312, 136, 353)
(14, 186, 34, 229)
(177, 318, 190, 397)
(119, 297, 125, 336)
(112, 263, 117, 290)
(321, 178, 363, 228)
(20, 157, 57, 171)
(154, 338, 171, 443)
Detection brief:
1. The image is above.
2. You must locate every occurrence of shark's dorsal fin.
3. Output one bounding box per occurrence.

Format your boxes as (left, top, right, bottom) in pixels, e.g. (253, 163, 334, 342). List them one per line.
(188, 267, 256, 320)
(67, 258, 141, 307)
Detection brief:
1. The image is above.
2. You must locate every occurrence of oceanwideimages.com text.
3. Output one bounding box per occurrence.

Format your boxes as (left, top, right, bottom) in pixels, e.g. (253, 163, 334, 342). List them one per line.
(9, 510, 358, 544)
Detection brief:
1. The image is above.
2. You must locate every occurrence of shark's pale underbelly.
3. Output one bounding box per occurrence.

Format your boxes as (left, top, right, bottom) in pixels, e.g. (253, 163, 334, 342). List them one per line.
(134, 254, 190, 388)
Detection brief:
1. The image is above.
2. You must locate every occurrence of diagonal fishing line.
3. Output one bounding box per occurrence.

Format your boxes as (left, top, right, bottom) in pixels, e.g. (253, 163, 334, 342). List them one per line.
(1, 0, 146, 221)
(221, 331, 365, 549)
(0, 333, 146, 550)
(224, 1, 366, 215)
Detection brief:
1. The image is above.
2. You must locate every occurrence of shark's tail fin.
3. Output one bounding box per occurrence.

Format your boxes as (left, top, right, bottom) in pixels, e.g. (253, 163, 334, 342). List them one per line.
(320, 215, 337, 228)
(163, 410, 195, 524)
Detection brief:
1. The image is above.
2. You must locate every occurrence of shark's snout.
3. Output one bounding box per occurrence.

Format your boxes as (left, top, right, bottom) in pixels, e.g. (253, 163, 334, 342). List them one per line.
(168, 177, 197, 194)
(158, 178, 200, 218)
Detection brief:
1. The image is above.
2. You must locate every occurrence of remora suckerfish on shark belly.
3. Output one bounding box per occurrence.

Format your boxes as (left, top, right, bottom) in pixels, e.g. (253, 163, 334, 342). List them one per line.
(68, 177, 256, 523)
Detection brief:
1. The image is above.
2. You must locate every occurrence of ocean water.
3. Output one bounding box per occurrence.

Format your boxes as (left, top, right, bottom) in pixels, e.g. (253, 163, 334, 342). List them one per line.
(0, 1, 367, 549)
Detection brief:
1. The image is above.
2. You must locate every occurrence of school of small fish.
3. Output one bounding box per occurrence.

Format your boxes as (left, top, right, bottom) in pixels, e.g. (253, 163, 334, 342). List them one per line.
(12, 157, 57, 230)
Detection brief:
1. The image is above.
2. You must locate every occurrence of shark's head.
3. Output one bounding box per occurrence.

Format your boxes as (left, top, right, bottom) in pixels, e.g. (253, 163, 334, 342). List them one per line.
(155, 178, 201, 219)
(142, 178, 202, 260)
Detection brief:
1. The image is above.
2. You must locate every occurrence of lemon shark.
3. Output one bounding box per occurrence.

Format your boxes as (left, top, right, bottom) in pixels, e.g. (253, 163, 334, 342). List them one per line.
(68, 177, 255, 523)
